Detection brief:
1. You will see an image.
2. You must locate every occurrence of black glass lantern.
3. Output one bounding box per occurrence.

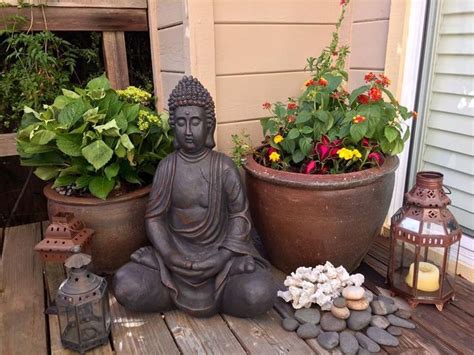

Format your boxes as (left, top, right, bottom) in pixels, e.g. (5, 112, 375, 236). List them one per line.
(56, 253, 111, 352)
(389, 172, 462, 311)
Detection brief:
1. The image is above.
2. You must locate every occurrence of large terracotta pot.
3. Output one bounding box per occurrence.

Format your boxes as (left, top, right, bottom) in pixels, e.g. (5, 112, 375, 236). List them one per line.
(244, 155, 399, 273)
(44, 184, 151, 273)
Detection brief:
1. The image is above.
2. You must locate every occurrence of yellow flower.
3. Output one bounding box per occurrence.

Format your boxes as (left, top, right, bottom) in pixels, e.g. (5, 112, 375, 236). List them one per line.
(353, 149, 362, 159)
(269, 151, 281, 162)
(117, 86, 152, 104)
(273, 134, 284, 144)
(338, 148, 354, 160)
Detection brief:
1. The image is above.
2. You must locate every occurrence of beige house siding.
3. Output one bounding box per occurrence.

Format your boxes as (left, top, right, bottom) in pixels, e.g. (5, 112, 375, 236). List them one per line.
(154, 0, 392, 152)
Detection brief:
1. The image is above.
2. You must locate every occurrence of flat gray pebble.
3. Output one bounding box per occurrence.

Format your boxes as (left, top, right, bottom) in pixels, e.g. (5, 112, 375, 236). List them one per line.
(321, 312, 347, 332)
(317, 331, 340, 350)
(296, 323, 321, 339)
(364, 290, 374, 303)
(370, 300, 397, 315)
(333, 296, 347, 308)
(395, 309, 412, 319)
(347, 310, 372, 331)
(387, 314, 416, 329)
(378, 295, 395, 305)
(340, 331, 359, 355)
(294, 308, 321, 325)
(282, 317, 299, 331)
(387, 326, 402, 336)
(370, 315, 390, 329)
(366, 326, 399, 347)
(358, 348, 371, 355)
(355, 332, 381, 353)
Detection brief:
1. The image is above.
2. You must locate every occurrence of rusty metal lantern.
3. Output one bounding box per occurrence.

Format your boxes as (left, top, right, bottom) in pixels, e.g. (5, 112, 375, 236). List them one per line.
(56, 253, 111, 353)
(35, 212, 93, 262)
(389, 171, 462, 311)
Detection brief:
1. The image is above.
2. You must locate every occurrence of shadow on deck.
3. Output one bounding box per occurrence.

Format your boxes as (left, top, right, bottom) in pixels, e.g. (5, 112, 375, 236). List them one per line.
(0, 222, 473, 354)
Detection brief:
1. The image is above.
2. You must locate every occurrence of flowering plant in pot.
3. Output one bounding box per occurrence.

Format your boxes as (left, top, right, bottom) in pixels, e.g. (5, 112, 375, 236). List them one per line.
(235, 0, 417, 273)
(16, 74, 173, 272)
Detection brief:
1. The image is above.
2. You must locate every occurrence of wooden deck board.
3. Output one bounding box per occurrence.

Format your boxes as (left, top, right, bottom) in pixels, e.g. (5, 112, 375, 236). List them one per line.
(0, 223, 47, 355)
(164, 310, 246, 354)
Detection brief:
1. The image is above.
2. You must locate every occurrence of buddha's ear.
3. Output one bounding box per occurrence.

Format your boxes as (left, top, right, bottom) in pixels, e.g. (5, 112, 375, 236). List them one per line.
(205, 121, 216, 149)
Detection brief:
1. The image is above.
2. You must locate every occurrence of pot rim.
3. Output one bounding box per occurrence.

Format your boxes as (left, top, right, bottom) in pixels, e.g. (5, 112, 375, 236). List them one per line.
(43, 183, 151, 206)
(243, 153, 399, 190)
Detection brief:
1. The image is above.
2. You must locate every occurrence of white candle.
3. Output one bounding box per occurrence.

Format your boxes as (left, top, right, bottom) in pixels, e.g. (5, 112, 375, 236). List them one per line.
(405, 262, 440, 292)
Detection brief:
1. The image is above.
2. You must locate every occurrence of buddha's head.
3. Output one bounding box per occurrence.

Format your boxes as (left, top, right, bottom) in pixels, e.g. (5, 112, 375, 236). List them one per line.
(168, 76, 216, 153)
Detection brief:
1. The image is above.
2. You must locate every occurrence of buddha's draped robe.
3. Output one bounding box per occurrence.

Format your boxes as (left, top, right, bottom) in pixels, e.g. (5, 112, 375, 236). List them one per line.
(143, 150, 269, 316)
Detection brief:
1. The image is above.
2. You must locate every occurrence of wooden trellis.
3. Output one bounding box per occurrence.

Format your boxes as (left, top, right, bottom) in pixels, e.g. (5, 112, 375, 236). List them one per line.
(0, 0, 163, 157)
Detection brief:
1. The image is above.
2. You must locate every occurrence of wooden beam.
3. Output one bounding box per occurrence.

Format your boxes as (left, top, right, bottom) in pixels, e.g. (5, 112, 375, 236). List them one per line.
(0, 133, 17, 157)
(102, 31, 130, 89)
(0, 7, 148, 31)
(147, 0, 165, 111)
(2, 0, 147, 8)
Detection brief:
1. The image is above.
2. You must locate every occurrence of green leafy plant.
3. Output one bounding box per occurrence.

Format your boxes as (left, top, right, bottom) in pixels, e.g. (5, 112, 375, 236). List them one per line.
(16, 75, 173, 199)
(233, 0, 416, 174)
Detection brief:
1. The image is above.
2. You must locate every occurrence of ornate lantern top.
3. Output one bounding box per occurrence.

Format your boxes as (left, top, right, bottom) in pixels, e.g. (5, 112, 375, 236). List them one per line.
(405, 171, 451, 207)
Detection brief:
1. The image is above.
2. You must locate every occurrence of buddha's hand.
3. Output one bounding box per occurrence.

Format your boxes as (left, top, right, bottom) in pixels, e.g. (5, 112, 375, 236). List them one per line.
(162, 251, 202, 277)
(190, 249, 233, 279)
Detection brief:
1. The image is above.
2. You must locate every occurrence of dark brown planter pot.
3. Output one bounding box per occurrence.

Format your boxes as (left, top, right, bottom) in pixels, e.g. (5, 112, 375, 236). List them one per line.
(244, 155, 399, 274)
(44, 184, 151, 273)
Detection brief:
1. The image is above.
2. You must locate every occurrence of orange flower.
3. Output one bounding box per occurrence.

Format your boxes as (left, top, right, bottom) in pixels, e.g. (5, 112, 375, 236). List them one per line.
(262, 102, 271, 110)
(352, 115, 366, 124)
(305, 79, 316, 87)
(287, 102, 298, 110)
(287, 114, 296, 123)
(412, 111, 418, 120)
(364, 72, 376, 83)
(368, 87, 382, 101)
(318, 78, 328, 86)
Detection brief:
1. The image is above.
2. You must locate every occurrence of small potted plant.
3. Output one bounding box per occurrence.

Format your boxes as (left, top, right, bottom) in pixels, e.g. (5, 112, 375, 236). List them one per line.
(234, 0, 416, 273)
(16, 75, 173, 272)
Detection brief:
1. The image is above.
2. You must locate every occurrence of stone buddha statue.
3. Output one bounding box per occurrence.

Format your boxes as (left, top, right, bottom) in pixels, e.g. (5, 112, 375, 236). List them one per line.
(113, 76, 275, 318)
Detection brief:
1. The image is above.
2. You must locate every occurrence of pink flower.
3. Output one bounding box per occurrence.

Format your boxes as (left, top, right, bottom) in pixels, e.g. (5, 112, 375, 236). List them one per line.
(368, 152, 385, 166)
(305, 161, 317, 174)
(362, 137, 370, 147)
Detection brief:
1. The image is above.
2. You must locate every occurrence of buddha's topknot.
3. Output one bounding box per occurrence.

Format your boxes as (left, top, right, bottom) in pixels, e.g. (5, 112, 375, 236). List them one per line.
(168, 76, 216, 125)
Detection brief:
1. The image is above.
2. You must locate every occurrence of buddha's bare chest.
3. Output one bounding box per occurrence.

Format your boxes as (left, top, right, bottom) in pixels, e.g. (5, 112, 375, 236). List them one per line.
(171, 158, 211, 209)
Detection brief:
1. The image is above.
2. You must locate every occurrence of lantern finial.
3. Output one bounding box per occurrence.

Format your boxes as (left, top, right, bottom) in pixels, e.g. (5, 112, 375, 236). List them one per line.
(65, 253, 92, 269)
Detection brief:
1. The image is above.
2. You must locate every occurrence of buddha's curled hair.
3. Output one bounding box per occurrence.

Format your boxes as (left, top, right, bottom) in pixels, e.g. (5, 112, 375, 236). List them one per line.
(168, 76, 216, 148)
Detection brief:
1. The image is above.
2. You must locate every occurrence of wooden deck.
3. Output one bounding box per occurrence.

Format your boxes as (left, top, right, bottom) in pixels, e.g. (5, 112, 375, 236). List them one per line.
(1, 222, 473, 354)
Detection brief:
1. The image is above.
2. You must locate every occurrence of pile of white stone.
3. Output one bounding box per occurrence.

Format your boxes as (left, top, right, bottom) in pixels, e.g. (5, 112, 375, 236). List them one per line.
(277, 262, 365, 310)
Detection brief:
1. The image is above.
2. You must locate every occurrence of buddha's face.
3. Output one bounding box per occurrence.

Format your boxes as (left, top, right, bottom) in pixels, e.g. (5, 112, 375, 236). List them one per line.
(174, 106, 208, 153)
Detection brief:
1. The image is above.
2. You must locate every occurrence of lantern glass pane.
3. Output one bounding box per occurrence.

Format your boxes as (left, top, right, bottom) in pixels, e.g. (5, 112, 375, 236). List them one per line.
(58, 303, 79, 345)
(399, 217, 420, 233)
(77, 299, 106, 342)
(391, 239, 416, 294)
(102, 294, 111, 332)
(421, 222, 445, 235)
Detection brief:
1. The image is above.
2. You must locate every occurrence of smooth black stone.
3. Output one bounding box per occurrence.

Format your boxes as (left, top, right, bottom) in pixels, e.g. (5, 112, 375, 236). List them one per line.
(355, 332, 381, 353)
(395, 309, 412, 319)
(340, 331, 359, 355)
(366, 326, 399, 347)
(320, 312, 346, 332)
(296, 323, 321, 339)
(378, 295, 395, 305)
(282, 317, 299, 331)
(317, 331, 340, 350)
(358, 348, 371, 355)
(387, 314, 416, 329)
(333, 297, 347, 308)
(294, 308, 321, 325)
(370, 300, 397, 315)
(370, 315, 390, 329)
(347, 310, 372, 331)
(387, 326, 403, 336)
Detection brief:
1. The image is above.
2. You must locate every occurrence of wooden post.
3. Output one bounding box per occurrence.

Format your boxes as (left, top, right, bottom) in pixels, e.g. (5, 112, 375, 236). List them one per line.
(102, 31, 130, 89)
(147, 0, 165, 111)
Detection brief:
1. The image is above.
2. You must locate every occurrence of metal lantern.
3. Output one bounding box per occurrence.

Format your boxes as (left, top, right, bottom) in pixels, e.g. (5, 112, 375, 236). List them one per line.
(56, 253, 111, 353)
(389, 171, 462, 311)
(35, 212, 93, 262)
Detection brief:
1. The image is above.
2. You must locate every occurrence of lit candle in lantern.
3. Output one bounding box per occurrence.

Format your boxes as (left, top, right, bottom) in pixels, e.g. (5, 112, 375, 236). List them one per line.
(405, 262, 440, 292)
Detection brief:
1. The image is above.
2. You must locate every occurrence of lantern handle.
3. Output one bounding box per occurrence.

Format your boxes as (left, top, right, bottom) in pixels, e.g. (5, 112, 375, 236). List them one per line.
(443, 185, 452, 195)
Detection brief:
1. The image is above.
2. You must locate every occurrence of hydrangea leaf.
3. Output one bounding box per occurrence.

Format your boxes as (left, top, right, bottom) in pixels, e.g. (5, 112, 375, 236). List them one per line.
(89, 176, 115, 200)
(81, 140, 113, 170)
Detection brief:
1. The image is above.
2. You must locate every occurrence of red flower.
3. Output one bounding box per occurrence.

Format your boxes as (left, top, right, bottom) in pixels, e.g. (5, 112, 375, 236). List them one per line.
(287, 114, 296, 123)
(262, 102, 271, 110)
(305, 160, 317, 174)
(362, 137, 370, 147)
(287, 102, 298, 110)
(305, 79, 316, 87)
(318, 78, 328, 87)
(315, 135, 343, 161)
(364, 72, 376, 83)
(378, 74, 391, 87)
(352, 115, 366, 124)
(368, 152, 385, 166)
(267, 147, 277, 156)
(357, 94, 369, 104)
(368, 87, 382, 101)
(340, 0, 347, 5)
